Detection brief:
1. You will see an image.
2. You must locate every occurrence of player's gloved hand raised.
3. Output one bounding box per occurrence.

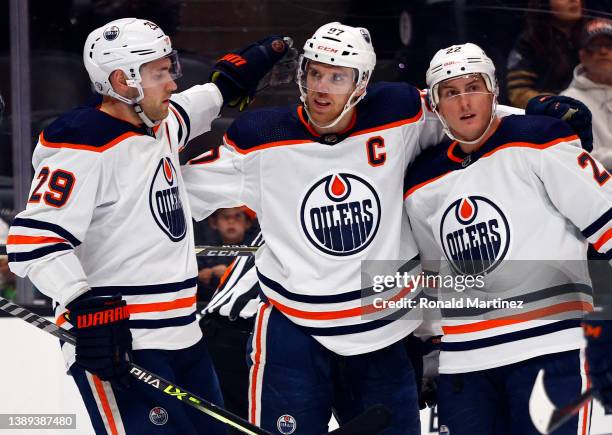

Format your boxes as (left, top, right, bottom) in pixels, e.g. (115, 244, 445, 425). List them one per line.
(582, 308, 612, 412)
(66, 293, 133, 389)
(211, 36, 297, 111)
(526, 95, 593, 152)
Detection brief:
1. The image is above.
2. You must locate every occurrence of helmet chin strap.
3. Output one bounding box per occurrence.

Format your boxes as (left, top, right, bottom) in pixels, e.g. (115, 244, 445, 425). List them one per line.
(133, 103, 160, 128)
(108, 82, 161, 128)
(434, 96, 498, 147)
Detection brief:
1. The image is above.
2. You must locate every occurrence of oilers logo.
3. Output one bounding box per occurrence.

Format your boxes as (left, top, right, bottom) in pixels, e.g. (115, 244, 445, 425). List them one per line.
(149, 157, 186, 242)
(149, 407, 168, 425)
(439, 196, 510, 275)
(277, 415, 297, 434)
(300, 172, 381, 257)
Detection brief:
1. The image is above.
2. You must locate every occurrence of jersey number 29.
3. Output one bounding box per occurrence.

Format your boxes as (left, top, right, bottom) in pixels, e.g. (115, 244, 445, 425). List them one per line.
(28, 166, 75, 208)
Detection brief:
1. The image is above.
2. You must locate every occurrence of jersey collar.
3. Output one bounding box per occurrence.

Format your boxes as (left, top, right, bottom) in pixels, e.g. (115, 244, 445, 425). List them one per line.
(446, 117, 505, 167)
(296, 105, 357, 145)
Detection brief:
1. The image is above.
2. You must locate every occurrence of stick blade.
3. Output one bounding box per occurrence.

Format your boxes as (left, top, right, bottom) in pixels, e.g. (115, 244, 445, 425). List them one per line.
(327, 405, 391, 435)
(529, 369, 555, 434)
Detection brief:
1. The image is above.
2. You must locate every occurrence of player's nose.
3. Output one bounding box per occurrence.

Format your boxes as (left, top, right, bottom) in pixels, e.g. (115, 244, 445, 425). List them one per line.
(456, 93, 471, 110)
(167, 79, 178, 93)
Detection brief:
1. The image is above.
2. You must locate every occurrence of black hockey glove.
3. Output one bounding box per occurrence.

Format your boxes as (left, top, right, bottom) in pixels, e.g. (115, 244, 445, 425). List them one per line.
(66, 294, 132, 389)
(582, 308, 612, 413)
(404, 334, 441, 409)
(211, 36, 296, 111)
(525, 95, 593, 152)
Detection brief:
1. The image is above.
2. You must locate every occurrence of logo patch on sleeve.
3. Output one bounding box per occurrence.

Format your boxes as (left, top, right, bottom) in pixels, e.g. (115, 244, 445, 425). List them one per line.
(300, 172, 381, 257)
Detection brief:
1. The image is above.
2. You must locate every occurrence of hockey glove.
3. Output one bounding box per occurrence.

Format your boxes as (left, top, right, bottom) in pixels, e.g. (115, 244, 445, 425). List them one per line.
(211, 36, 296, 111)
(525, 95, 593, 152)
(582, 308, 612, 412)
(404, 334, 441, 409)
(66, 293, 132, 389)
(204, 256, 260, 321)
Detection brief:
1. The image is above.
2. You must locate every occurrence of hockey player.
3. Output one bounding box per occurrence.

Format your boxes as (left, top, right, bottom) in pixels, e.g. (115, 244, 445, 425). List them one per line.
(582, 309, 612, 413)
(183, 21, 441, 434)
(6, 18, 291, 434)
(181, 22, 594, 434)
(403, 43, 612, 435)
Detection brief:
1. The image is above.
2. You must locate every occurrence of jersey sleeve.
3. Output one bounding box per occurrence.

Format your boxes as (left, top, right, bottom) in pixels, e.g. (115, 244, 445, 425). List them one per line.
(7, 145, 108, 305)
(168, 83, 224, 149)
(181, 137, 255, 220)
(532, 132, 612, 257)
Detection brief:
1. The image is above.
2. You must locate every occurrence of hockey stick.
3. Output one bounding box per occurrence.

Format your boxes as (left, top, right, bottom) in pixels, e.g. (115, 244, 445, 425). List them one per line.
(194, 245, 258, 256)
(0, 295, 272, 435)
(0, 296, 390, 435)
(529, 369, 593, 434)
(0, 245, 257, 257)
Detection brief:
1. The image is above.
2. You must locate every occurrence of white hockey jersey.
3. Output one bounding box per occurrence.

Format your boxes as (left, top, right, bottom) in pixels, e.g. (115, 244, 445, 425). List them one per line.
(403, 114, 612, 373)
(182, 83, 452, 356)
(7, 84, 224, 366)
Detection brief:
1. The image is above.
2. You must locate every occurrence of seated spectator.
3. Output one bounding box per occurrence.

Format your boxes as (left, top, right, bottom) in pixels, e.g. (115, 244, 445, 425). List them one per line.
(562, 18, 612, 170)
(0, 217, 15, 300)
(196, 207, 257, 302)
(562, 17, 612, 298)
(506, 0, 584, 108)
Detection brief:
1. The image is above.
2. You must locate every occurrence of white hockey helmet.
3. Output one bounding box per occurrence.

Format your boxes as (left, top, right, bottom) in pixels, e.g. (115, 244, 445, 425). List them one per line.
(425, 43, 498, 145)
(83, 18, 181, 126)
(297, 22, 377, 129)
(426, 42, 497, 109)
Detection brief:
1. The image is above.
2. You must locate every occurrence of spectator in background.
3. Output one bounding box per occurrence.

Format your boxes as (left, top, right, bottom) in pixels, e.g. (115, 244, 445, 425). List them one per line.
(562, 18, 612, 170)
(506, 0, 585, 108)
(0, 217, 15, 300)
(196, 207, 257, 302)
(562, 17, 612, 300)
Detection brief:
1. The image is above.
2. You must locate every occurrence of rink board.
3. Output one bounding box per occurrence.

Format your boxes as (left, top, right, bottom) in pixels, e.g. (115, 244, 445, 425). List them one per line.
(1, 318, 610, 434)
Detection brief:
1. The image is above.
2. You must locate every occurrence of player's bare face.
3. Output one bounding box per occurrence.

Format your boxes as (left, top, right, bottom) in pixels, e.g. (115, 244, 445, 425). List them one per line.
(438, 75, 494, 142)
(139, 57, 178, 121)
(304, 63, 356, 125)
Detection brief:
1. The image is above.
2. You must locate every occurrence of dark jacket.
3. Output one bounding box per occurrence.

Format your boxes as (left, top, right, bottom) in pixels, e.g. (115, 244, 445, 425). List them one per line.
(506, 27, 579, 108)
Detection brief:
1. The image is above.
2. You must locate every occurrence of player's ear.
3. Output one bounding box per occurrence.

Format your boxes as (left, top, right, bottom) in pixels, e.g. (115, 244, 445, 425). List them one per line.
(109, 70, 137, 99)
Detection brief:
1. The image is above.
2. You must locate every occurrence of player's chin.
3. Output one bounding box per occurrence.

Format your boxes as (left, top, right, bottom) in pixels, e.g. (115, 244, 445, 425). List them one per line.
(154, 106, 170, 121)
